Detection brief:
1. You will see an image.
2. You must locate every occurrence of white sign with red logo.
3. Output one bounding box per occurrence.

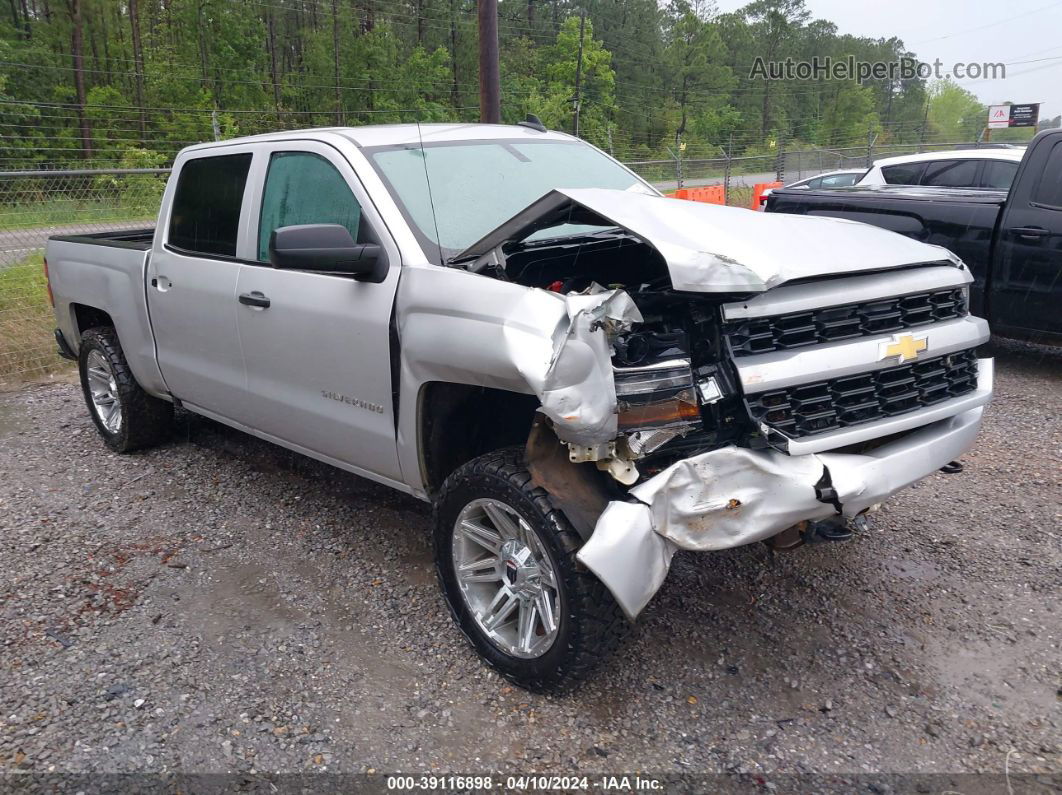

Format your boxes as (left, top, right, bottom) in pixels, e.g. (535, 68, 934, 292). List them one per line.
(988, 105, 1011, 129)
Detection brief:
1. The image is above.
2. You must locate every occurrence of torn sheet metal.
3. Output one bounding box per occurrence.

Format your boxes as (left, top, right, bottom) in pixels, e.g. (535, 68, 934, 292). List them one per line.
(576, 444, 835, 618)
(453, 188, 961, 293)
(576, 501, 677, 620)
(577, 386, 990, 618)
(629, 446, 836, 551)
(507, 284, 641, 446)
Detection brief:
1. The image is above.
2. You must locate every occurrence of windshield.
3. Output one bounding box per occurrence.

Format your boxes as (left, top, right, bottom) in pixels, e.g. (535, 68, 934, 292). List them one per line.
(365, 139, 653, 262)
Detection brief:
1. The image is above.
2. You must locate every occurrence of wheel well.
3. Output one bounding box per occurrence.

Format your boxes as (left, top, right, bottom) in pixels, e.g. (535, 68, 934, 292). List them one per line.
(419, 382, 540, 496)
(72, 304, 113, 336)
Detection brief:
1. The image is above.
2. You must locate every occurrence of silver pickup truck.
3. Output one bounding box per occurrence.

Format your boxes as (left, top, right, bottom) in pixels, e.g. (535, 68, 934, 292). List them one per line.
(45, 123, 993, 690)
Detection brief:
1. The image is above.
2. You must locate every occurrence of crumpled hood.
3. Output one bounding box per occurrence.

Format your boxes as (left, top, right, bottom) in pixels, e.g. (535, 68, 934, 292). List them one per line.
(454, 187, 962, 292)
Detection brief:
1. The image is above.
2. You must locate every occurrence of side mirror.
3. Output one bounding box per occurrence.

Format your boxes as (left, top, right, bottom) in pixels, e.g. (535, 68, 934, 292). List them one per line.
(269, 224, 381, 279)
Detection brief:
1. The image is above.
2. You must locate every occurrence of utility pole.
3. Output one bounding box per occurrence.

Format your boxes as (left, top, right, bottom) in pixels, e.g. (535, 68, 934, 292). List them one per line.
(572, 10, 586, 137)
(478, 0, 501, 123)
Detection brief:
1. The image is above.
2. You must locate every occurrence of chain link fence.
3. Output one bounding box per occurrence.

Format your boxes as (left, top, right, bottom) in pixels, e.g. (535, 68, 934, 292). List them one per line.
(0, 138, 1001, 385)
(779, 141, 984, 182)
(0, 169, 167, 385)
(622, 152, 779, 209)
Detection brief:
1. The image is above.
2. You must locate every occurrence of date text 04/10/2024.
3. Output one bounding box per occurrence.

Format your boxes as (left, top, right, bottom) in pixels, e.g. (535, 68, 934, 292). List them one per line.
(385, 775, 665, 791)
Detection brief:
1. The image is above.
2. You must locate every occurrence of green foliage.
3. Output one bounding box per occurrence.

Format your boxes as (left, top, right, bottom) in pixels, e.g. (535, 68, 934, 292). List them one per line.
(927, 80, 987, 141)
(0, 252, 66, 382)
(532, 16, 617, 149)
(661, 0, 734, 147)
(0, 0, 991, 169)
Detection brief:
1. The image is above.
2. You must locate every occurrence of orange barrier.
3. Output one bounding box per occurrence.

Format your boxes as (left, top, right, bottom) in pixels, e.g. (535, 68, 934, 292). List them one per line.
(669, 185, 726, 205)
(751, 181, 783, 209)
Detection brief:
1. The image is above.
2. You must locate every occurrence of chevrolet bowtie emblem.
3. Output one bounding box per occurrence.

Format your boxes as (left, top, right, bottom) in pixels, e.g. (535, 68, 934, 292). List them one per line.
(880, 333, 928, 363)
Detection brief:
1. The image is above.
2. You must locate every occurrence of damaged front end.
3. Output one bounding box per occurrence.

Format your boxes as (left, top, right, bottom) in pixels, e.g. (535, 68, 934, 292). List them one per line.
(450, 187, 993, 621)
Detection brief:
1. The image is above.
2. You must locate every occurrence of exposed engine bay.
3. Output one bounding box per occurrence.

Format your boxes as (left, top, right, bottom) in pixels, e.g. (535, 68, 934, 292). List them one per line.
(455, 225, 758, 486)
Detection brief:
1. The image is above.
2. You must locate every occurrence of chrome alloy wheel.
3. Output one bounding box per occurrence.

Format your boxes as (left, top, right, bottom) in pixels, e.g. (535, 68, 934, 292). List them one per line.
(85, 349, 122, 433)
(451, 498, 561, 659)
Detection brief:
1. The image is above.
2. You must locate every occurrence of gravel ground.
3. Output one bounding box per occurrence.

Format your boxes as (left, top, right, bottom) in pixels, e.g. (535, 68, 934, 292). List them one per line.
(0, 339, 1058, 786)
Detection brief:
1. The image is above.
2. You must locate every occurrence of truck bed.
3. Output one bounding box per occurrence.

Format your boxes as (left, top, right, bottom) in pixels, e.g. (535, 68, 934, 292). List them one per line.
(46, 227, 164, 393)
(49, 227, 155, 250)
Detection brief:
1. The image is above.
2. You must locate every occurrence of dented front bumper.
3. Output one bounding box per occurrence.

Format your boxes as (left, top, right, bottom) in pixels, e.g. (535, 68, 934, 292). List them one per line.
(577, 359, 994, 619)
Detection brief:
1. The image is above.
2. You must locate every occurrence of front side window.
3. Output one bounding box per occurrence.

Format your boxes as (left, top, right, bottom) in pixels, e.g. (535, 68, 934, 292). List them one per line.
(258, 152, 363, 262)
(921, 159, 980, 188)
(1031, 141, 1062, 208)
(366, 140, 650, 261)
(881, 162, 925, 185)
(169, 153, 252, 257)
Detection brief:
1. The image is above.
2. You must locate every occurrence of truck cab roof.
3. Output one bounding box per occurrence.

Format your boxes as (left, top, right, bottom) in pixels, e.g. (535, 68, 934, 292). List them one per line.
(177, 123, 577, 156)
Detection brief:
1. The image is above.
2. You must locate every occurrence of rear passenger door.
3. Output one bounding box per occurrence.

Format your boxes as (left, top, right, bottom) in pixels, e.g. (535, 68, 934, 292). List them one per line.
(234, 141, 404, 483)
(148, 150, 255, 423)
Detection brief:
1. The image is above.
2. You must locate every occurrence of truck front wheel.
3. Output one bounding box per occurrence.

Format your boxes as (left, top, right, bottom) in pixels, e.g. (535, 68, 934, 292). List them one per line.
(78, 326, 173, 453)
(433, 448, 628, 691)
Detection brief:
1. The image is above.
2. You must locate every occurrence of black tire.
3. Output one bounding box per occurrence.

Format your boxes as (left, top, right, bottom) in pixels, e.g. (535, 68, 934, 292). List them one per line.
(78, 326, 173, 453)
(433, 447, 629, 692)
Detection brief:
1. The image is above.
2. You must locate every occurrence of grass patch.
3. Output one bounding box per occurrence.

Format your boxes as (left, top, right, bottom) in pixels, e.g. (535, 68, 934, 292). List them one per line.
(0, 197, 157, 231)
(726, 185, 755, 208)
(0, 173, 165, 231)
(0, 253, 71, 384)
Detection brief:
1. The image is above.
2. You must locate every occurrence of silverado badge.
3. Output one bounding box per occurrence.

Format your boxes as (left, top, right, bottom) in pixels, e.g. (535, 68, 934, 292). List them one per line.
(880, 333, 928, 363)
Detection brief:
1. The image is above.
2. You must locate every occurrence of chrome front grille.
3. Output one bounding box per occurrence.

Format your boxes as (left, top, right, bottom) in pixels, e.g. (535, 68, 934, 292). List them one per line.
(745, 349, 979, 438)
(725, 287, 968, 357)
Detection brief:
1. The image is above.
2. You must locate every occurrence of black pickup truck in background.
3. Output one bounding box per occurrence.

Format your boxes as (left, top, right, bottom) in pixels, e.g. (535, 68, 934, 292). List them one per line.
(765, 128, 1062, 346)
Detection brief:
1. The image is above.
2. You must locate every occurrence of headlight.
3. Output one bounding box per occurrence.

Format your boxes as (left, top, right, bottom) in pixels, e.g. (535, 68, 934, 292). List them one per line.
(614, 358, 701, 455)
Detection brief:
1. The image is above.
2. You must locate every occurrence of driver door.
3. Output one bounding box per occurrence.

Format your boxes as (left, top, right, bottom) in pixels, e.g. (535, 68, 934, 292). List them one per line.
(235, 141, 404, 483)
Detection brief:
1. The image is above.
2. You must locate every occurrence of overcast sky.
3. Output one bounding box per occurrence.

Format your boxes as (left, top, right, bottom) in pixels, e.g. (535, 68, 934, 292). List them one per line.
(714, 0, 1062, 120)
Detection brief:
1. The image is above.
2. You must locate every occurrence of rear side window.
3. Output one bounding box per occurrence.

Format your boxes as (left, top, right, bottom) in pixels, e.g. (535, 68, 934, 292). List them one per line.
(1032, 141, 1062, 208)
(881, 162, 925, 184)
(820, 173, 861, 187)
(982, 160, 1018, 190)
(921, 159, 980, 188)
(168, 153, 252, 257)
(257, 152, 362, 261)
